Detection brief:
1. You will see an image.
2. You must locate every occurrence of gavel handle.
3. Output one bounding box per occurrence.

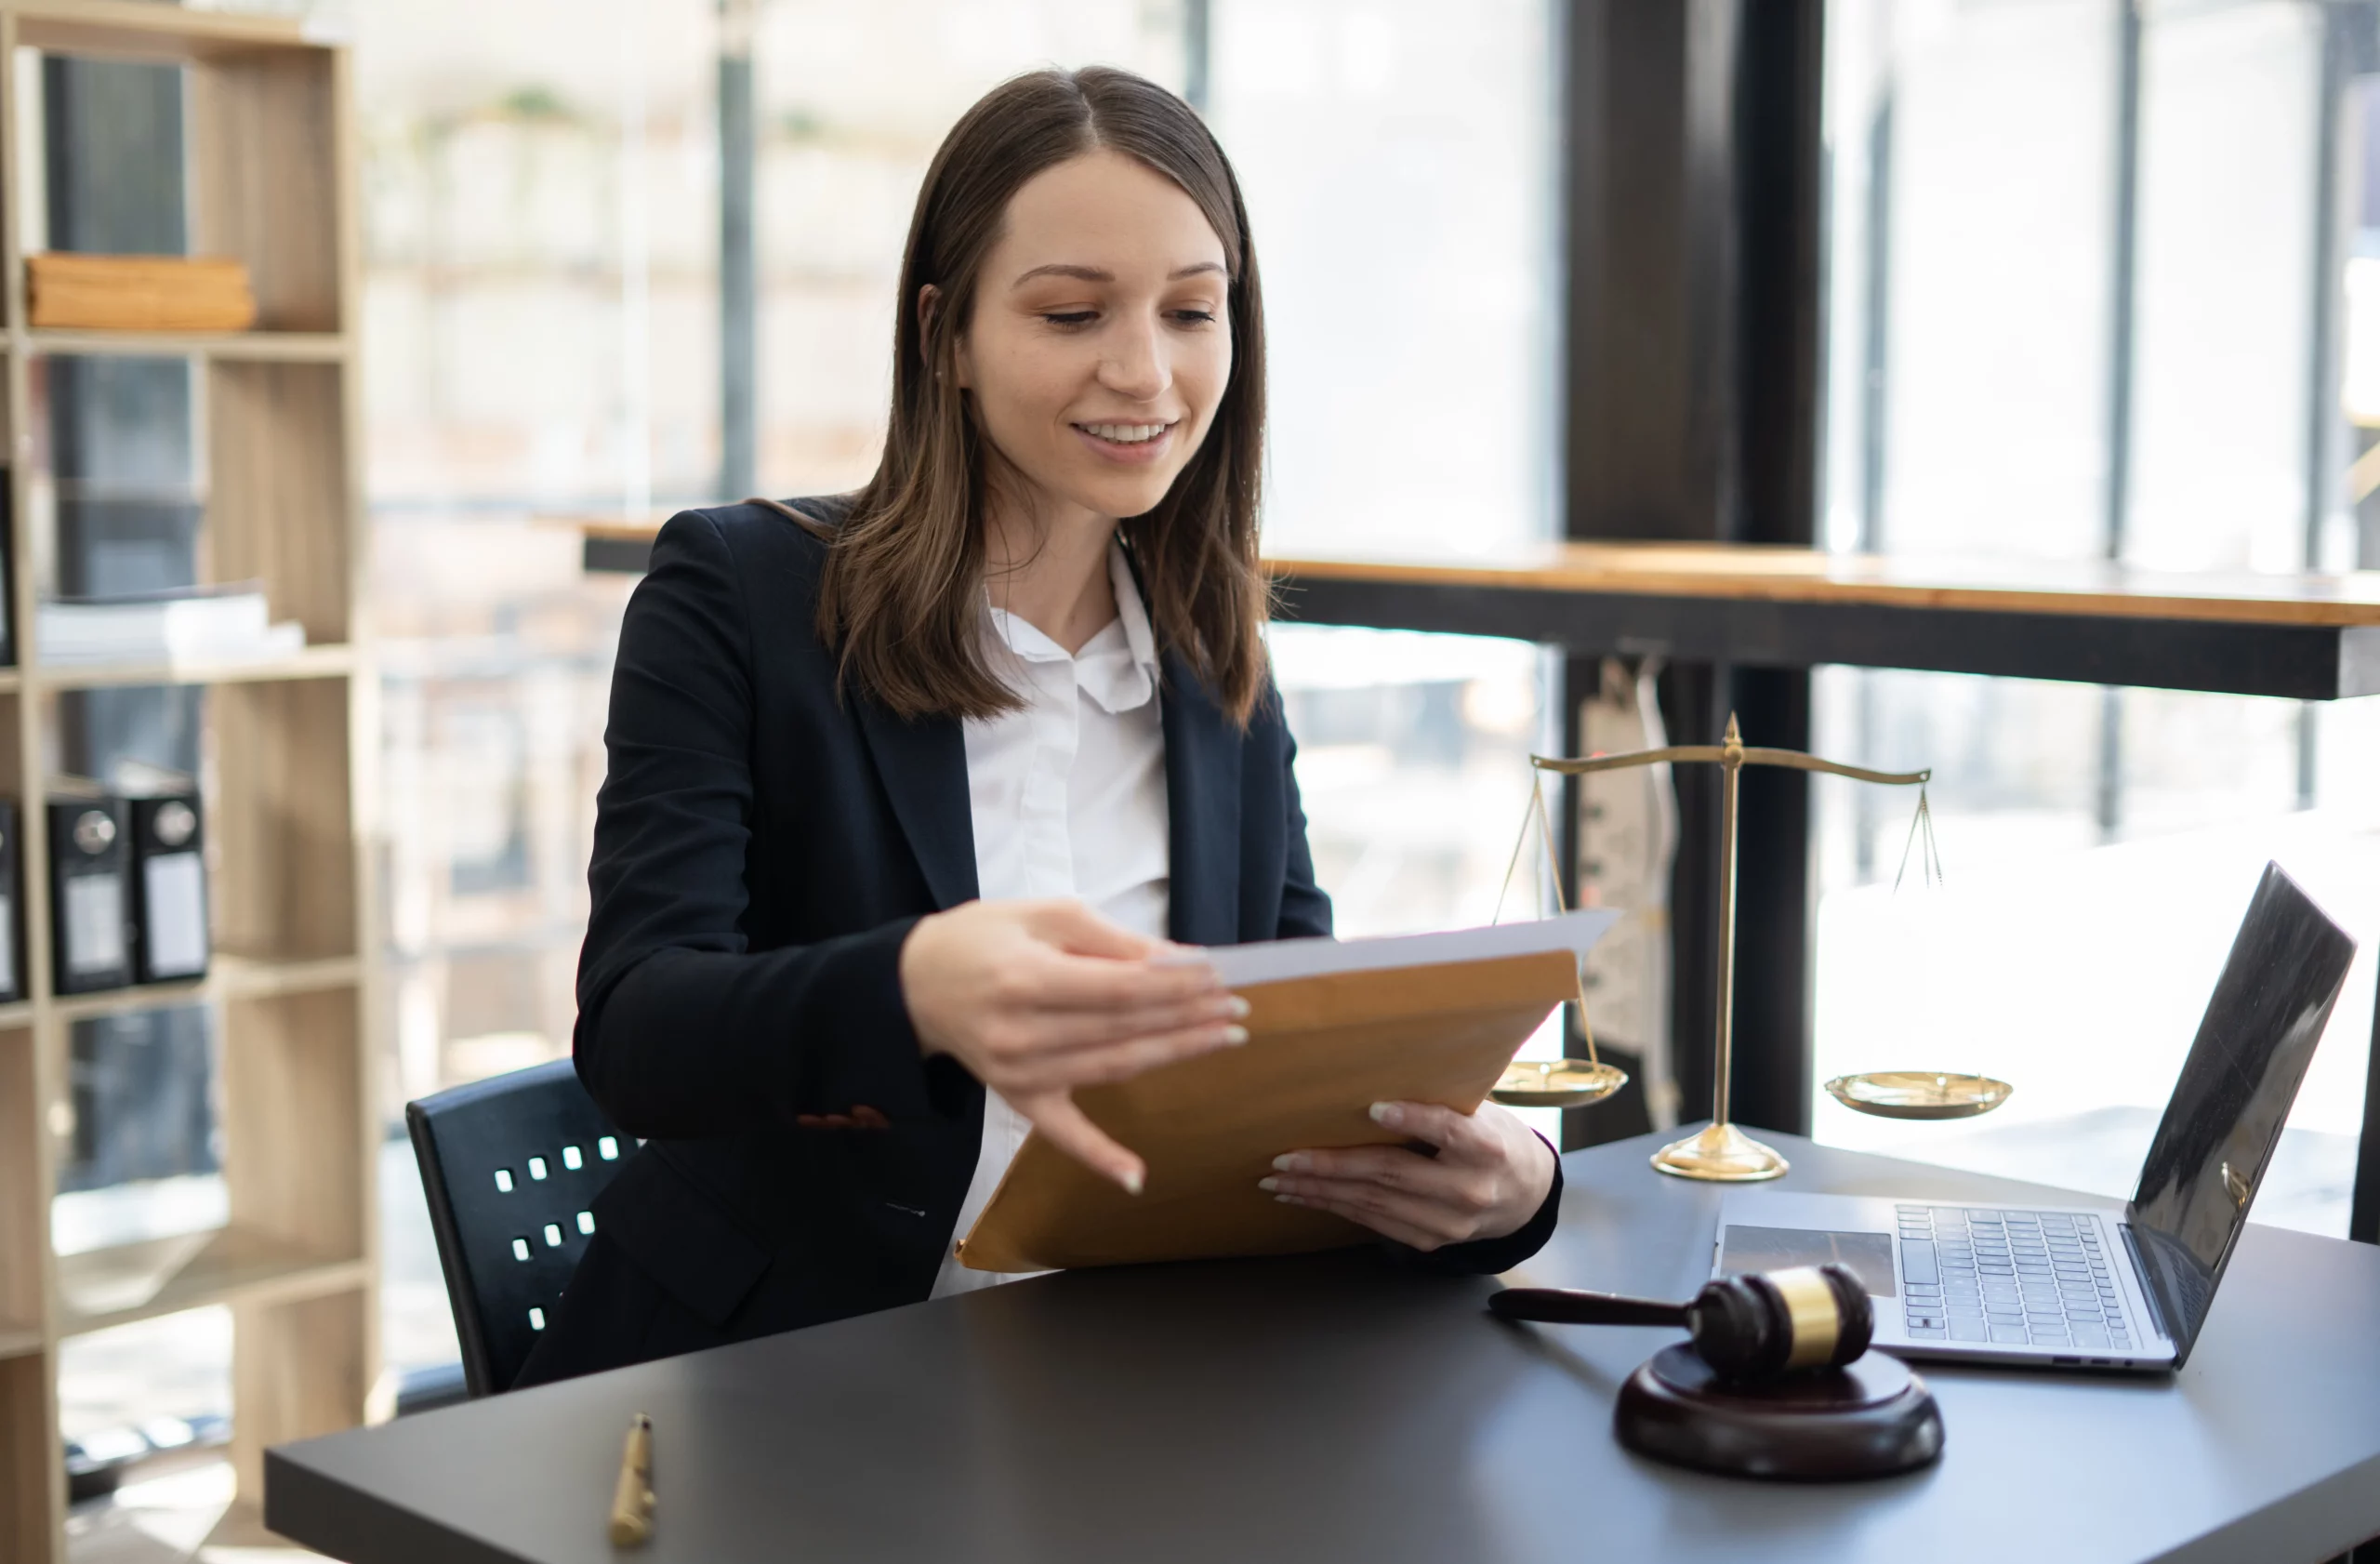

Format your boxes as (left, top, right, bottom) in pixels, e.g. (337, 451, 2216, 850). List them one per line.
(1489, 1287, 1689, 1329)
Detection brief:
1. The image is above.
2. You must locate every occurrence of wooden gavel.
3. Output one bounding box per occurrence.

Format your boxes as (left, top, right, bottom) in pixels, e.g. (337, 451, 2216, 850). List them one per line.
(1490, 1264, 1874, 1382)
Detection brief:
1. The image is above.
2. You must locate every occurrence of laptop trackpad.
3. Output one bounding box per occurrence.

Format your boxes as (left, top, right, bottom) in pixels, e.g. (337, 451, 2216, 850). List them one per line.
(1720, 1225, 1897, 1298)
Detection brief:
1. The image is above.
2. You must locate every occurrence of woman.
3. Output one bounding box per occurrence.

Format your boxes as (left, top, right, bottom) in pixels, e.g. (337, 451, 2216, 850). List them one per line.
(518, 65, 1562, 1388)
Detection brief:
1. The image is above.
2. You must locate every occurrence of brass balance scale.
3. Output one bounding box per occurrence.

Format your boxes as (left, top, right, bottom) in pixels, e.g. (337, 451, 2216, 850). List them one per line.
(1488, 714, 2011, 1181)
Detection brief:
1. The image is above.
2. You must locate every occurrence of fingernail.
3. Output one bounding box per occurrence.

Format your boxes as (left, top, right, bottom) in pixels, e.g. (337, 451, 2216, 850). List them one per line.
(1221, 1025, 1249, 1046)
(1257, 1176, 1279, 1193)
(1121, 1168, 1144, 1196)
(1369, 1102, 1400, 1127)
(1222, 995, 1251, 1019)
(1275, 1194, 1302, 1207)
(1271, 1153, 1305, 1173)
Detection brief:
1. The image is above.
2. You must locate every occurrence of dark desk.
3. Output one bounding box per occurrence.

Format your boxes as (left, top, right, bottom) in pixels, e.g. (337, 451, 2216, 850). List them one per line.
(268, 1131, 2380, 1564)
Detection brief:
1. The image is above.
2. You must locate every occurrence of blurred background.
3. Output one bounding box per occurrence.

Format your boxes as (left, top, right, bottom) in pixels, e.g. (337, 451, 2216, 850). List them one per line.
(47, 0, 2380, 1553)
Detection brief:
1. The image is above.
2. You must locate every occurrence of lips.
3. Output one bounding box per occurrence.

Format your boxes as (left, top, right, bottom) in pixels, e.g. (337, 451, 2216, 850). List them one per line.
(1071, 419, 1179, 465)
(1077, 420, 1171, 444)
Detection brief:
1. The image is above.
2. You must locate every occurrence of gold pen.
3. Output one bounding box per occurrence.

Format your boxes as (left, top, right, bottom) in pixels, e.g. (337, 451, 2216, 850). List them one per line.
(608, 1412, 654, 1548)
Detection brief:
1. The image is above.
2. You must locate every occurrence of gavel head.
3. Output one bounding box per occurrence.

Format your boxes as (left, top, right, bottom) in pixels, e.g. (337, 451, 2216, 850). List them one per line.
(1685, 1264, 1873, 1382)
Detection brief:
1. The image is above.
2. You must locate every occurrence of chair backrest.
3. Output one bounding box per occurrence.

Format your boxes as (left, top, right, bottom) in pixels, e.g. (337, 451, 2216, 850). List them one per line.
(405, 1058, 629, 1396)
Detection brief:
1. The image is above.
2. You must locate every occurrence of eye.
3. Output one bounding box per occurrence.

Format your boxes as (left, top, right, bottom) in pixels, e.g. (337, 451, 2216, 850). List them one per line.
(1041, 311, 1097, 327)
(1170, 310, 1219, 327)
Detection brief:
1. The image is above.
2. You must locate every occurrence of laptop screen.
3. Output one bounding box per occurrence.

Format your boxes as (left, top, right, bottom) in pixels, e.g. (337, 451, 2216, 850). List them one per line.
(2125, 863, 2356, 1365)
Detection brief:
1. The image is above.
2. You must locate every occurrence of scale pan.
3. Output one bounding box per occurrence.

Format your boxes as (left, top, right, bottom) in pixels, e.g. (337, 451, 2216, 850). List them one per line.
(1825, 1071, 2011, 1120)
(1490, 1059, 1628, 1108)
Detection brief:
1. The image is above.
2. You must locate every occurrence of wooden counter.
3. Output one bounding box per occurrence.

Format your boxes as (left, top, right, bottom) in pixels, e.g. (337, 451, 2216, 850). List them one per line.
(1268, 542, 2380, 700)
(583, 524, 2380, 700)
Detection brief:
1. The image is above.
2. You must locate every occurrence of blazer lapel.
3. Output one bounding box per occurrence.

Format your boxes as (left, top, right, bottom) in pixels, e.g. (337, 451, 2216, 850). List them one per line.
(1160, 650, 1242, 947)
(853, 698, 979, 910)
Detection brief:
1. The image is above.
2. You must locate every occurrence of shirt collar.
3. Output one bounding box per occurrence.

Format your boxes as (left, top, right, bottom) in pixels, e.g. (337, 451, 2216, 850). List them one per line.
(980, 537, 1161, 715)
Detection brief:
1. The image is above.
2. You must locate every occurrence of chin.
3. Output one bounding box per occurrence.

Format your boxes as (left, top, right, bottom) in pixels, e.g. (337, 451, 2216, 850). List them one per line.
(1060, 468, 1187, 521)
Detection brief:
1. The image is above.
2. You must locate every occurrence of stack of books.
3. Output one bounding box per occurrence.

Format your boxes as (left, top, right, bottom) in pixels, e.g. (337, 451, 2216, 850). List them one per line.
(37, 585, 303, 666)
(27, 254, 258, 333)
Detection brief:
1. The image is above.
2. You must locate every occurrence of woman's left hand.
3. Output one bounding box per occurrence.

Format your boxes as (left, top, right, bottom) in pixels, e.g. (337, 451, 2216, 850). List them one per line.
(1261, 1100, 1556, 1252)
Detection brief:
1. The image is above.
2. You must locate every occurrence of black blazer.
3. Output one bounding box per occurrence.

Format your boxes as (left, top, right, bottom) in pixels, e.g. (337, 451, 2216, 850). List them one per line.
(516, 499, 1561, 1388)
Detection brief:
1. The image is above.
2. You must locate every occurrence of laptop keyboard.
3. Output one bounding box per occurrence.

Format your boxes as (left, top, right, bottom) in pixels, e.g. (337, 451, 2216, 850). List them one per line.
(1895, 1205, 2135, 1351)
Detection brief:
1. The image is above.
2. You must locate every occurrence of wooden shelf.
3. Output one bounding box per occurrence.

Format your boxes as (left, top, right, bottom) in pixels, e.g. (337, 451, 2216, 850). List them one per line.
(16, 327, 349, 364)
(10, 0, 321, 60)
(28, 643, 355, 691)
(47, 954, 360, 1024)
(56, 1226, 365, 1339)
(0, 2, 375, 1544)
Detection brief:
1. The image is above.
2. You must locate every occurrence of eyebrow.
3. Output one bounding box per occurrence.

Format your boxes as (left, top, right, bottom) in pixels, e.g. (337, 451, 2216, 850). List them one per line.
(1010, 261, 1227, 288)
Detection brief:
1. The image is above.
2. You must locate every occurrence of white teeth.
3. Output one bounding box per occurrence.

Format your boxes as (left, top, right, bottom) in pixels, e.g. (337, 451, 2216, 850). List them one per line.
(1082, 422, 1168, 444)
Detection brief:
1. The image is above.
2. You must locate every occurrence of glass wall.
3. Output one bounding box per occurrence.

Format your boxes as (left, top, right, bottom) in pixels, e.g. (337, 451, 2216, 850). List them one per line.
(1210, 0, 1560, 943)
(1813, 0, 2380, 1236)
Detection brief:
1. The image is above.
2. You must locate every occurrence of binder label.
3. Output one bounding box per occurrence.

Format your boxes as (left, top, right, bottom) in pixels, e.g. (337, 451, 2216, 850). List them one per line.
(143, 853, 208, 978)
(64, 873, 126, 976)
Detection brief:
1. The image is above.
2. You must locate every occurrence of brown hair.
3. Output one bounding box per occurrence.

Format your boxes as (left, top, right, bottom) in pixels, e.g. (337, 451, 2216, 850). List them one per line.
(811, 65, 1270, 726)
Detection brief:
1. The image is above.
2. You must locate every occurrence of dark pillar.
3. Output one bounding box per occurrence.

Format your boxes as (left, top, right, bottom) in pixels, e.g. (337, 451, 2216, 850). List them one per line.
(1183, 0, 1211, 114)
(1559, 0, 1825, 1145)
(718, 0, 758, 503)
(2097, 0, 2145, 845)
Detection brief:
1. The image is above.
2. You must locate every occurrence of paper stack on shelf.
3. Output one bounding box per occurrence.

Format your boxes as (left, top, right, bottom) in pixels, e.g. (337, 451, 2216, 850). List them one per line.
(37, 585, 304, 666)
(27, 254, 258, 332)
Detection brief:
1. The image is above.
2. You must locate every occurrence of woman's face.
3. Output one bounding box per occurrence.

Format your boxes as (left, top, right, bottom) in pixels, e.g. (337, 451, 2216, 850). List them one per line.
(951, 148, 1232, 524)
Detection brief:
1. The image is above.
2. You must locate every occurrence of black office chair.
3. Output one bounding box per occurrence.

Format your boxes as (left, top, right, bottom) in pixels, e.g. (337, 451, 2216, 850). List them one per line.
(406, 1059, 630, 1397)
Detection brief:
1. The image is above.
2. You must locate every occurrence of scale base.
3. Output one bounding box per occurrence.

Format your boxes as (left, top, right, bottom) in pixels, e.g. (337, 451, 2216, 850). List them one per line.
(1651, 1121, 1790, 1182)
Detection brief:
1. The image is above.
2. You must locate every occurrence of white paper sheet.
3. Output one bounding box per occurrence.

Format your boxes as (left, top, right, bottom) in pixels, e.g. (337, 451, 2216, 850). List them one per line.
(1200, 908, 1620, 989)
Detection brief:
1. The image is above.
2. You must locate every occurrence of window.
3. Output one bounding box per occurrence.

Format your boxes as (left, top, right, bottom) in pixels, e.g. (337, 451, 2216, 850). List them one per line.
(1211, 0, 1561, 940)
(1814, 0, 2380, 1235)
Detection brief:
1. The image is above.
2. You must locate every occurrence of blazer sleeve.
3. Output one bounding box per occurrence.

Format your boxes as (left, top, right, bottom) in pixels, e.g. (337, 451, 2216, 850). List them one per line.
(1395, 1141, 1565, 1276)
(1274, 704, 1335, 941)
(574, 510, 953, 1139)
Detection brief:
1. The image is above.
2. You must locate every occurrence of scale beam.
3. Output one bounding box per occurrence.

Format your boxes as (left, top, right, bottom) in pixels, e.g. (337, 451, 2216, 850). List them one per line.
(1532, 748, 1928, 789)
(1501, 714, 2001, 1182)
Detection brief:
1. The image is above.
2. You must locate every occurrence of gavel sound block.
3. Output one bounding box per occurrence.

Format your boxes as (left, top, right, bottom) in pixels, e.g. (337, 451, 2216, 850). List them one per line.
(1491, 1265, 1944, 1480)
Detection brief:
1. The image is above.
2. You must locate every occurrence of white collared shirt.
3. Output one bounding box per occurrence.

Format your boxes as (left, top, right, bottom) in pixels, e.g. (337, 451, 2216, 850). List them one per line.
(931, 539, 1170, 1298)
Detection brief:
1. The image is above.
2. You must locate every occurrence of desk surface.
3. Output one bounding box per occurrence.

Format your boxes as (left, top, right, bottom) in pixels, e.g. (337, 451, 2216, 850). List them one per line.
(267, 1131, 2380, 1564)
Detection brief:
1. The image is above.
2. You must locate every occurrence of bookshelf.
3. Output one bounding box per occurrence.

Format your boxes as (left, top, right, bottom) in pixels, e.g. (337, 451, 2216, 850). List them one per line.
(0, 3, 375, 1559)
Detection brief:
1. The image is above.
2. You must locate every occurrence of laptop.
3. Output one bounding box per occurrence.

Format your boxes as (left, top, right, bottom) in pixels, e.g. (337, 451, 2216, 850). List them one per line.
(1712, 861, 2356, 1372)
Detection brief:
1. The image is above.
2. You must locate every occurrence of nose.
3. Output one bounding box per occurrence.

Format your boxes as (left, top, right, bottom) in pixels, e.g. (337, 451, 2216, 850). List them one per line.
(1096, 311, 1170, 403)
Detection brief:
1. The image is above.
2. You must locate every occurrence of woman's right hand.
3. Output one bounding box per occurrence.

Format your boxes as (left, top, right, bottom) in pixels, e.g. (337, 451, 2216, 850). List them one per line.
(899, 899, 1248, 1194)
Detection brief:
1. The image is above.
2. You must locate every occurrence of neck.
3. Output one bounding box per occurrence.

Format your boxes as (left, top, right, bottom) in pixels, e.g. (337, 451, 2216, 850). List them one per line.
(982, 483, 1118, 656)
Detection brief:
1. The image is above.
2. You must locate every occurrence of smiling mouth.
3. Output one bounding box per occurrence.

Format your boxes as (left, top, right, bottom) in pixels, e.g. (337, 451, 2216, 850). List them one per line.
(1074, 420, 1176, 445)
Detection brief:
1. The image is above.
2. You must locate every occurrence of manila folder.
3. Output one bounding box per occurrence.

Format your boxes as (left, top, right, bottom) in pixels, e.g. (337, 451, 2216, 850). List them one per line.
(957, 911, 1614, 1273)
